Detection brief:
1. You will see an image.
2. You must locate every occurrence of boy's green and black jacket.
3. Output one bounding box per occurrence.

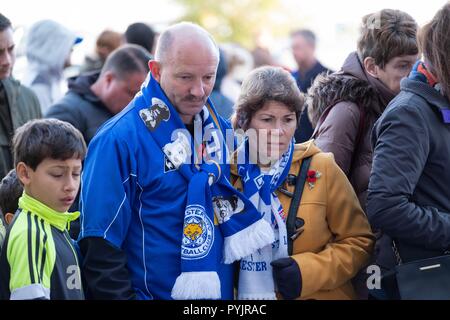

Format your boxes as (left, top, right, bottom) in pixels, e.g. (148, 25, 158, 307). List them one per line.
(0, 193, 84, 300)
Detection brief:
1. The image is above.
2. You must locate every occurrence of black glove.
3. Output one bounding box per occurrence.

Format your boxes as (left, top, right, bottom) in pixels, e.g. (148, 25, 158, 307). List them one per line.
(271, 257, 302, 300)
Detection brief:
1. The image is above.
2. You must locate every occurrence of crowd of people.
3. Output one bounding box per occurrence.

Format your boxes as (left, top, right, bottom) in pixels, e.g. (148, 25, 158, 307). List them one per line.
(0, 2, 449, 300)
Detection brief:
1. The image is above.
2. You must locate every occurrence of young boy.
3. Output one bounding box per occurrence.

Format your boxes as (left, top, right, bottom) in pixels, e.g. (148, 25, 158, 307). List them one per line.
(0, 169, 23, 250)
(0, 119, 86, 300)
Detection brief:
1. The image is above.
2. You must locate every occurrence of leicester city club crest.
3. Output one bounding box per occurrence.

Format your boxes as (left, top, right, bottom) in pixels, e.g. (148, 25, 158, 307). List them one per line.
(181, 205, 214, 260)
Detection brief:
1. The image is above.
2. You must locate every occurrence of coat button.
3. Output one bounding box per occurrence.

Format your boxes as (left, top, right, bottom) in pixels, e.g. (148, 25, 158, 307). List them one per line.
(295, 217, 304, 229)
(286, 174, 297, 186)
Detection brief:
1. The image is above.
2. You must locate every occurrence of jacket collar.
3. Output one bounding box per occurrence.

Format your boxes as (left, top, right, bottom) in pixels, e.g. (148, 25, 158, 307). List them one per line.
(401, 78, 450, 123)
(341, 52, 396, 114)
(18, 192, 79, 232)
(0, 77, 31, 130)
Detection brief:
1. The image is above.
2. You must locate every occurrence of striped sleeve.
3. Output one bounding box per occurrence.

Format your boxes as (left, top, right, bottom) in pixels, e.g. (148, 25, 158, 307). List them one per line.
(6, 211, 56, 300)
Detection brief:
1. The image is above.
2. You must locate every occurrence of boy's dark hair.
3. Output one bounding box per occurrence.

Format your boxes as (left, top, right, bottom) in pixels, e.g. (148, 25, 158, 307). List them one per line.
(13, 119, 87, 170)
(0, 13, 12, 32)
(100, 44, 151, 80)
(0, 169, 22, 217)
(357, 9, 418, 68)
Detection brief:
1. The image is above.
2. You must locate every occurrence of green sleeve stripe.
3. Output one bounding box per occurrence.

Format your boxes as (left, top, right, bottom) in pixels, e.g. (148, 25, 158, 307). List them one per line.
(26, 212, 36, 284)
(38, 218, 48, 284)
(7, 212, 55, 292)
(33, 214, 41, 283)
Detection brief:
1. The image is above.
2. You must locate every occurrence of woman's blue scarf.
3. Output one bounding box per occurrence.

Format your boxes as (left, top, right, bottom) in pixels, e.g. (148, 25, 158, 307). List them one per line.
(235, 139, 294, 299)
(135, 74, 274, 299)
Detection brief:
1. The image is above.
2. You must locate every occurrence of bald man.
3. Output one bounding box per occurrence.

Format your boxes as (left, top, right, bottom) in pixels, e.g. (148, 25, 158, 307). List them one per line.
(78, 22, 235, 300)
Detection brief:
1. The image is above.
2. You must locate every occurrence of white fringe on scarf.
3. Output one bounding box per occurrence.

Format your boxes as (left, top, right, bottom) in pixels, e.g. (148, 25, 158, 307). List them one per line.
(222, 219, 275, 264)
(171, 271, 221, 300)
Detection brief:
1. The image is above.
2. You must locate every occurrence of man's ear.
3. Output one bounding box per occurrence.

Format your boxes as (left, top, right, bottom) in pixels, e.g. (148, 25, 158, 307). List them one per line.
(363, 56, 379, 78)
(5, 213, 14, 225)
(103, 70, 115, 87)
(149, 60, 162, 82)
(16, 162, 31, 187)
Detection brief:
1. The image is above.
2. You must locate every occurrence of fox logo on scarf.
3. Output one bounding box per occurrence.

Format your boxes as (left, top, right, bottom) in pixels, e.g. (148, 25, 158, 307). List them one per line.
(182, 205, 214, 259)
(134, 74, 274, 300)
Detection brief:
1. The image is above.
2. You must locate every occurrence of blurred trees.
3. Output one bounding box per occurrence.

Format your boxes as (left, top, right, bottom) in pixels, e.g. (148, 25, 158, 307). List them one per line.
(173, 0, 297, 48)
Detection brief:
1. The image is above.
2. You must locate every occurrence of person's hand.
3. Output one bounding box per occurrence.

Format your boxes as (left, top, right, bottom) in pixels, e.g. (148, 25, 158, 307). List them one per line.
(271, 257, 302, 300)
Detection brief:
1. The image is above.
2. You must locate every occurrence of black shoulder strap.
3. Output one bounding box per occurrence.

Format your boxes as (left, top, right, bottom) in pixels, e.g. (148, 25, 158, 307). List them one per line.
(286, 156, 312, 255)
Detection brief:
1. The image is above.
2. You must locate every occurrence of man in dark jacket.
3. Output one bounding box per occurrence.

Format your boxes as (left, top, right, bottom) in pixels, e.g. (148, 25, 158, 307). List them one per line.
(0, 13, 41, 179)
(290, 29, 332, 143)
(46, 44, 150, 145)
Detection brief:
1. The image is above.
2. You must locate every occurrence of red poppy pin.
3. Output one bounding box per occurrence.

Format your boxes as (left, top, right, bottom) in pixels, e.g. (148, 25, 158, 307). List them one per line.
(307, 170, 321, 189)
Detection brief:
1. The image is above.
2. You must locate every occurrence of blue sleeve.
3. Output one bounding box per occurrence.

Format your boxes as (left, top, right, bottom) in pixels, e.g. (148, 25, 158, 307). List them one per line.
(367, 103, 450, 250)
(78, 129, 137, 249)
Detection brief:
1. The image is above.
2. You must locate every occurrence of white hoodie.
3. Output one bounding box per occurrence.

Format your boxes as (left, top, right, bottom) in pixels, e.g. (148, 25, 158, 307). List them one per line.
(22, 20, 79, 114)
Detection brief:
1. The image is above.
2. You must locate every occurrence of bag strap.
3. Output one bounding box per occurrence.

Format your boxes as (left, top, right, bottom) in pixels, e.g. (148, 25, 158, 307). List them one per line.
(392, 239, 403, 265)
(286, 156, 312, 255)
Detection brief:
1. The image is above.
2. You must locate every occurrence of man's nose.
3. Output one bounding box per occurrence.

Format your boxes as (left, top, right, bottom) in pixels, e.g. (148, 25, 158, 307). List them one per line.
(190, 80, 205, 98)
(0, 52, 12, 67)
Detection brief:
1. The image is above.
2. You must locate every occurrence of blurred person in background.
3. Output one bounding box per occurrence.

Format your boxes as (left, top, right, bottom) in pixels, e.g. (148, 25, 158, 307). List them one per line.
(80, 29, 123, 73)
(46, 44, 150, 148)
(221, 43, 254, 103)
(210, 48, 234, 120)
(291, 29, 332, 143)
(0, 13, 41, 180)
(251, 45, 277, 68)
(22, 19, 82, 114)
(124, 22, 156, 55)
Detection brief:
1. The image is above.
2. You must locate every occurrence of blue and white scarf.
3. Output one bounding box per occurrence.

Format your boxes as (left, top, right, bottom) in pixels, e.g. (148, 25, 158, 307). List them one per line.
(135, 74, 274, 299)
(236, 139, 294, 299)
